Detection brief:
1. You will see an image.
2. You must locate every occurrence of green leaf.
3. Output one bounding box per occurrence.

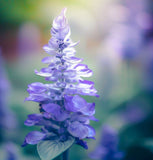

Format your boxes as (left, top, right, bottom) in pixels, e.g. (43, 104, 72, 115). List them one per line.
(37, 137, 75, 160)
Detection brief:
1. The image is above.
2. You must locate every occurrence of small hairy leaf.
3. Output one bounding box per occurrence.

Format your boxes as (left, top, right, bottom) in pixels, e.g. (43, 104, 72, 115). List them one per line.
(37, 137, 74, 160)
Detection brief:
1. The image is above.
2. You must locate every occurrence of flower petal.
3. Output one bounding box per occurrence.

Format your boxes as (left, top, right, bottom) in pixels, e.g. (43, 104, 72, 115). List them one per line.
(65, 95, 86, 112)
(76, 139, 88, 149)
(67, 121, 88, 139)
(53, 8, 67, 29)
(35, 69, 52, 77)
(24, 131, 46, 145)
(25, 93, 50, 102)
(65, 95, 95, 116)
(86, 125, 96, 138)
(24, 114, 43, 126)
(43, 45, 57, 55)
(27, 82, 47, 94)
(42, 103, 69, 121)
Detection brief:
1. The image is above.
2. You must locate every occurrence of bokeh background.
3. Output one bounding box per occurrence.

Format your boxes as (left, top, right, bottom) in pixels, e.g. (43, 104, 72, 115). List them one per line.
(0, 0, 153, 159)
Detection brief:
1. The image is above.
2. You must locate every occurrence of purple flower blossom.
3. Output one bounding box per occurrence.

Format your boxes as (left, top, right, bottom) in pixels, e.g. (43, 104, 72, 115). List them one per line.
(23, 8, 98, 149)
(89, 125, 124, 160)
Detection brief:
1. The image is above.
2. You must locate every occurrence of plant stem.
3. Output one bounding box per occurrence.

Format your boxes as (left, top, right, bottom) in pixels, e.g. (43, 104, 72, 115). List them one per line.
(54, 154, 62, 160)
(63, 149, 69, 160)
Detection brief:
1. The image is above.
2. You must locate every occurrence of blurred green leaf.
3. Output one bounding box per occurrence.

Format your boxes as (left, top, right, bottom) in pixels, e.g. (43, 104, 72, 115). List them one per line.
(37, 137, 74, 160)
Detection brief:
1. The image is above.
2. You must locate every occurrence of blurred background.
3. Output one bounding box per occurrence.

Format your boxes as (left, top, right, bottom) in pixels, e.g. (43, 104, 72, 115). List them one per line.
(0, 0, 153, 159)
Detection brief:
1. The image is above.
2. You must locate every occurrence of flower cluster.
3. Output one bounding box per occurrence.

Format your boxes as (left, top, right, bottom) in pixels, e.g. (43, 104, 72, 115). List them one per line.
(89, 125, 124, 160)
(23, 8, 98, 149)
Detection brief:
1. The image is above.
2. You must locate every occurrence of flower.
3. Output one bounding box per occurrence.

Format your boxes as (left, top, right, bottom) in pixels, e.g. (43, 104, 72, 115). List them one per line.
(23, 8, 98, 149)
(89, 125, 124, 160)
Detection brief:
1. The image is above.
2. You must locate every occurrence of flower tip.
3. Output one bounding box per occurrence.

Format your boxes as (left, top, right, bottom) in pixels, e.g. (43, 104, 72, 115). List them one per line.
(62, 7, 67, 16)
(21, 140, 27, 147)
(53, 8, 68, 29)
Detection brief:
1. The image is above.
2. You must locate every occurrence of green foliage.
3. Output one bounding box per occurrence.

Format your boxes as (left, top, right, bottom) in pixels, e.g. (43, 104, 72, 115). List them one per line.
(37, 137, 74, 160)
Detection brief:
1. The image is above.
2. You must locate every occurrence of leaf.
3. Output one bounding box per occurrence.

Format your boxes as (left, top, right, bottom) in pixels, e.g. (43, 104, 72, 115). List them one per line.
(37, 137, 75, 160)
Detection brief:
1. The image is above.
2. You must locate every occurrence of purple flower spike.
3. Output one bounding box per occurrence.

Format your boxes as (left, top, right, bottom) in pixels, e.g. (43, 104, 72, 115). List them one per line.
(23, 8, 98, 149)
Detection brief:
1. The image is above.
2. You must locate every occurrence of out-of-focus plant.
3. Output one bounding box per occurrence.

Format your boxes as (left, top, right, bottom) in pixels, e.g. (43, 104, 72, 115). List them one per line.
(5, 142, 19, 160)
(89, 125, 124, 160)
(103, 1, 153, 159)
(22, 8, 98, 160)
(106, 0, 153, 61)
(0, 51, 19, 160)
(0, 52, 17, 138)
